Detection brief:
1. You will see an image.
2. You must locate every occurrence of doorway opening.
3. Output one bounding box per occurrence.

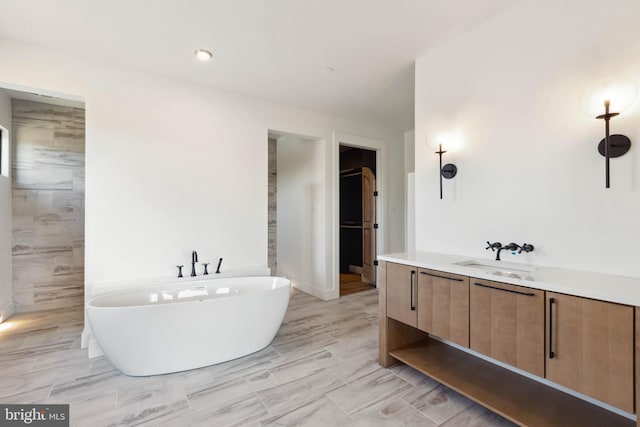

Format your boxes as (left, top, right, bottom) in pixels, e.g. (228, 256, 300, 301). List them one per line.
(339, 145, 377, 296)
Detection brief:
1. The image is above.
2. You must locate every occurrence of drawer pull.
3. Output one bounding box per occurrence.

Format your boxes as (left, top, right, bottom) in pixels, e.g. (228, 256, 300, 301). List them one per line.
(473, 282, 535, 297)
(410, 271, 416, 311)
(549, 297, 555, 359)
(420, 271, 463, 282)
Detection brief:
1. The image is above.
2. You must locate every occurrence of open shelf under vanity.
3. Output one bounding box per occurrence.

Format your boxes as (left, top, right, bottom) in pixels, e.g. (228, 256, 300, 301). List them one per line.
(389, 337, 634, 427)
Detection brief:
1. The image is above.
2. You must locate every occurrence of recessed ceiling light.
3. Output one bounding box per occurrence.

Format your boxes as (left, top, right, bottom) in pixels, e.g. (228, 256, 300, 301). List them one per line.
(195, 49, 213, 61)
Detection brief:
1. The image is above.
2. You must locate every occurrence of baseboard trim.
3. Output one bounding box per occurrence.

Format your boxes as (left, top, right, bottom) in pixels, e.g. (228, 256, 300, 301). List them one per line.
(81, 327, 91, 349)
(289, 278, 337, 301)
(87, 337, 105, 358)
(0, 301, 14, 323)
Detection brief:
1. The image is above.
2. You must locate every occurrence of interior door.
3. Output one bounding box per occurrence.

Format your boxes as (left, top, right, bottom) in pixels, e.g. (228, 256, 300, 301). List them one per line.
(361, 167, 376, 284)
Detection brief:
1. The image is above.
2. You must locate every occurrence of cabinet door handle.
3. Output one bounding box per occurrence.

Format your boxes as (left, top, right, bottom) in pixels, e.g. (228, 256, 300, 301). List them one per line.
(420, 271, 463, 282)
(473, 282, 535, 296)
(549, 297, 555, 359)
(410, 270, 416, 311)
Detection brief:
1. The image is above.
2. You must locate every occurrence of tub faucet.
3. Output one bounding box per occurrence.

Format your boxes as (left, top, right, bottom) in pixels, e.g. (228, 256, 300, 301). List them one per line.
(191, 251, 198, 277)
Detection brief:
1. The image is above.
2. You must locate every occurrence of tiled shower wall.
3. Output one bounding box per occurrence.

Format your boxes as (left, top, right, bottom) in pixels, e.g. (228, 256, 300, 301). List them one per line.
(268, 138, 277, 274)
(11, 99, 85, 312)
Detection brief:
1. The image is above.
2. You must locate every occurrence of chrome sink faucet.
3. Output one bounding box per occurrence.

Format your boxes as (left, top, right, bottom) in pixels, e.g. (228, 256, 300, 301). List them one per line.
(519, 243, 534, 254)
(486, 241, 503, 260)
(498, 243, 520, 261)
(486, 241, 534, 261)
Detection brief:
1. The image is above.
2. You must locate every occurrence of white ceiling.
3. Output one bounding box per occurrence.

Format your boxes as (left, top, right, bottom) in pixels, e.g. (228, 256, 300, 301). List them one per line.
(0, 0, 517, 131)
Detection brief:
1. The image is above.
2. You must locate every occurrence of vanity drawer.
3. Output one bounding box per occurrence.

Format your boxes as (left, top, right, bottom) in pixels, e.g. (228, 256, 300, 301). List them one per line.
(470, 279, 545, 377)
(417, 269, 469, 347)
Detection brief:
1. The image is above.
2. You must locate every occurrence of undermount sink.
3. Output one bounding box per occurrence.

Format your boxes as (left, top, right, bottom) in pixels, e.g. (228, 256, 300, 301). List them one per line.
(454, 260, 537, 280)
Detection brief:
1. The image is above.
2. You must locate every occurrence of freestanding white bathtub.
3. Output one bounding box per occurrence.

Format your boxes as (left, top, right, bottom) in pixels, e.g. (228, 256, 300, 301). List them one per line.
(87, 276, 291, 376)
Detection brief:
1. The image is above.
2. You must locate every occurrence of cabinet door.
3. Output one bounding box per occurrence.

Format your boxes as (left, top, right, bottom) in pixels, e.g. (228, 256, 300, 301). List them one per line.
(546, 292, 634, 412)
(636, 307, 639, 418)
(470, 279, 544, 377)
(417, 269, 469, 347)
(386, 263, 417, 327)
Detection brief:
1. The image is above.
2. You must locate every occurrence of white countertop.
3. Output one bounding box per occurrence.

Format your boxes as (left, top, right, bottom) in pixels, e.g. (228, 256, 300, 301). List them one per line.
(378, 251, 640, 307)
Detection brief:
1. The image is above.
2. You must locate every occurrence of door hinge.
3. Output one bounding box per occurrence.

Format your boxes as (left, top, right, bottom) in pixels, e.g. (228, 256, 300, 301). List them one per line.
(373, 191, 379, 197)
(373, 260, 379, 266)
(374, 223, 378, 229)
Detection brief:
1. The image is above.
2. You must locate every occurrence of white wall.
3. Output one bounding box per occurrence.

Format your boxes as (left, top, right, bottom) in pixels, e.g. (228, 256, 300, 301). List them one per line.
(0, 38, 405, 340)
(277, 134, 326, 297)
(386, 134, 406, 254)
(415, 0, 640, 276)
(404, 130, 415, 252)
(406, 173, 416, 253)
(404, 130, 415, 175)
(0, 89, 12, 322)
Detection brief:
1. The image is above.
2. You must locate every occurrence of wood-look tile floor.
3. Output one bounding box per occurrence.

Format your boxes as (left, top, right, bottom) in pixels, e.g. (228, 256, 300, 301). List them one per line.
(0, 289, 516, 427)
(339, 273, 376, 297)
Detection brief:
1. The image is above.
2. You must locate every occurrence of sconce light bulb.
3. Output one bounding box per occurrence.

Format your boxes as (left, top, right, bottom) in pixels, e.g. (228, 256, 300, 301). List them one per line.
(427, 128, 465, 152)
(581, 75, 637, 116)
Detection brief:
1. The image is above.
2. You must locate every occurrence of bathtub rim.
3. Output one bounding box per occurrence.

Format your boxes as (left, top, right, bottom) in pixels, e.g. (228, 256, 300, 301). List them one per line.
(87, 275, 291, 310)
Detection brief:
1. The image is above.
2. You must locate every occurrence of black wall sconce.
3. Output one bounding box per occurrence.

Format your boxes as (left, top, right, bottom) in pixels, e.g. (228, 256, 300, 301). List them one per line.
(595, 99, 631, 188)
(435, 143, 457, 199)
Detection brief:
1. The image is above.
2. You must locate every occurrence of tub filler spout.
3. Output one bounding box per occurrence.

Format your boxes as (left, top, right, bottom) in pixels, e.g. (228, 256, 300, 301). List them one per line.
(191, 250, 198, 276)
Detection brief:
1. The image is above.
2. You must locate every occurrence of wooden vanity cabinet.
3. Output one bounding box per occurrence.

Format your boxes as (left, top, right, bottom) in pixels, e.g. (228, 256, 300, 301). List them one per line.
(385, 262, 418, 327)
(636, 307, 639, 423)
(546, 292, 634, 413)
(470, 279, 544, 377)
(380, 260, 637, 426)
(417, 269, 469, 347)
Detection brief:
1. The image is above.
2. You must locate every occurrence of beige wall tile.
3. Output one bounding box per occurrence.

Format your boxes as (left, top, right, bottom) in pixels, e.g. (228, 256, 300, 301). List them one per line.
(11, 99, 85, 312)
